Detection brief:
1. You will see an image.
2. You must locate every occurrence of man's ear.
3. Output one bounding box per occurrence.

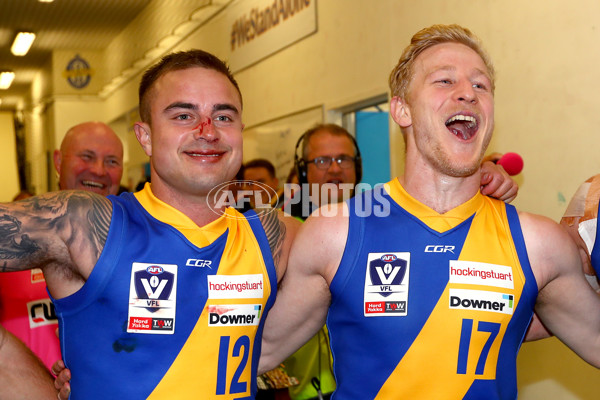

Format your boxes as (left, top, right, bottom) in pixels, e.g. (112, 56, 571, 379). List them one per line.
(52, 150, 62, 174)
(390, 96, 412, 128)
(134, 122, 152, 157)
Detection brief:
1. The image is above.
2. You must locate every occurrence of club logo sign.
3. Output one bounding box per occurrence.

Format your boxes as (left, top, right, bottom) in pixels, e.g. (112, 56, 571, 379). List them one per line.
(364, 252, 410, 317)
(27, 299, 58, 328)
(127, 263, 177, 334)
(63, 54, 94, 89)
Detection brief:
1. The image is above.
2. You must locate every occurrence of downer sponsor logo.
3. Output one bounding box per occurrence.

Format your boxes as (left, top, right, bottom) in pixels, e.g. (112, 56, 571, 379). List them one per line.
(449, 288, 514, 315)
(449, 260, 514, 289)
(208, 304, 262, 327)
(208, 274, 264, 299)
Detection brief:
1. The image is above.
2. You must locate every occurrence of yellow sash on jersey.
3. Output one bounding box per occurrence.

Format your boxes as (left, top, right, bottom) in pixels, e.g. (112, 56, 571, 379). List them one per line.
(135, 185, 272, 399)
(376, 180, 526, 399)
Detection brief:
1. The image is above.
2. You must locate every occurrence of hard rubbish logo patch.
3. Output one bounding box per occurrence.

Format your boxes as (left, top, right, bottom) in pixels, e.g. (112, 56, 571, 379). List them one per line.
(208, 304, 262, 327)
(127, 263, 177, 334)
(449, 288, 514, 315)
(364, 252, 410, 317)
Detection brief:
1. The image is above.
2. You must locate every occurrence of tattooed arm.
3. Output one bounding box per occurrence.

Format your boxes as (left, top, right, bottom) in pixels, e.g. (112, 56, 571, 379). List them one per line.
(258, 210, 300, 282)
(0, 190, 112, 298)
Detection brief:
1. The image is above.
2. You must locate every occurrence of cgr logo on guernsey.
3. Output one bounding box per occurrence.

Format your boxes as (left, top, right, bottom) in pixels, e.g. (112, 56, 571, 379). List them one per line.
(425, 245, 455, 253)
(208, 274, 264, 299)
(186, 259, 212, 268)
(449, 260, 514, 289)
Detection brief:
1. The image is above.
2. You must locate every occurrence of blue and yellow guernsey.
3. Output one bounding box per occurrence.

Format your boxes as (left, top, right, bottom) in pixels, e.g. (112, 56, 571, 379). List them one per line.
(327, 179, 537, 399)
(52, 185, 277, 399)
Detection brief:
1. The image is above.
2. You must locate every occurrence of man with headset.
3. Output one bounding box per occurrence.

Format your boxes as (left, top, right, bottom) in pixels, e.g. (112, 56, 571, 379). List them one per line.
(288, 123, 361, 220)
(285, 123, 357, 400)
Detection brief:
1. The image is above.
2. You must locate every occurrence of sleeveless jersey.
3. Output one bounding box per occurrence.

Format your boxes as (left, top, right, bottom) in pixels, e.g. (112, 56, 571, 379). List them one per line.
(51, 185, 277, 399)
(327, 179, 537, 400)
(0, 269, 60, 369)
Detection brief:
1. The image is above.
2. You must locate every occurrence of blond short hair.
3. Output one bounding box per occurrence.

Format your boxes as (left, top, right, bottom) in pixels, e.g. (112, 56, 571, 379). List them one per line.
(389, 24, 495, 101)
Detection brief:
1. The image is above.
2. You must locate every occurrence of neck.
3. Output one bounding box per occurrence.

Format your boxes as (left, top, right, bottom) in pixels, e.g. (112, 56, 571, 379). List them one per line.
(147, 182, 224, 227)
(401, 156, 481, 214)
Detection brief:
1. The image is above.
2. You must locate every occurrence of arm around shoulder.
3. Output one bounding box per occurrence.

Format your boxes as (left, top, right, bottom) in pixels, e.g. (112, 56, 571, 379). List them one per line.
(259, 203, 348, 373)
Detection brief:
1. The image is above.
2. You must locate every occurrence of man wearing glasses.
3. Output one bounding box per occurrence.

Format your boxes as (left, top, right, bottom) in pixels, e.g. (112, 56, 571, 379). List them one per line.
(288, 123, 360, 221)
(284, 123, 358, 400)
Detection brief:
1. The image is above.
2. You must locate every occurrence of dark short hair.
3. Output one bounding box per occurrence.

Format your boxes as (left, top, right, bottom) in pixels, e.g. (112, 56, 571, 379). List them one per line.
(244, 158, 276, 178)
(138, 49, 242, 123)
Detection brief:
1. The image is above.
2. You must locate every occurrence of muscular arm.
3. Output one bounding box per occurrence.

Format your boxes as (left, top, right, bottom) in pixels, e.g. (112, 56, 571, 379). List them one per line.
(0, 325, 56, 400)
(0, 190, 112, 298)
(258, 210, 300, 282)
(259, 203, 347, 374)
(521, 211, 600, 366)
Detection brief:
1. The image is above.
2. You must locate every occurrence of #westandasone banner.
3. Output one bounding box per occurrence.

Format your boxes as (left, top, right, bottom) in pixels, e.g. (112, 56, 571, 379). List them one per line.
(226, 0, 317, 72)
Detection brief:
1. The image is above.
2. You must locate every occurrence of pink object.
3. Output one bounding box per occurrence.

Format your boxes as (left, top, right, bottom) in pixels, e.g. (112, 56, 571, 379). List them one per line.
(496, 152, 524, 176)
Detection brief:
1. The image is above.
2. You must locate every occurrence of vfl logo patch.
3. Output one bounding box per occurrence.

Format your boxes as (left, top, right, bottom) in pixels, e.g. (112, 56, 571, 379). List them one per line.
(27, 299, 58, 329)
(364, 252, 410, 317)
(207, 304, 262, 327)
(449, 288, 514, 315)
(134, 265, 175, 311)
(127, 263, 177, 334)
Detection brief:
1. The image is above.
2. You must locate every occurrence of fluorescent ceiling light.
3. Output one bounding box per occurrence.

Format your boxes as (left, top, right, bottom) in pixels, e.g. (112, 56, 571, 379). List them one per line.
(11, 32, 36, 56)
(38, 0, 55, 2)
(0, 72, 15, 89)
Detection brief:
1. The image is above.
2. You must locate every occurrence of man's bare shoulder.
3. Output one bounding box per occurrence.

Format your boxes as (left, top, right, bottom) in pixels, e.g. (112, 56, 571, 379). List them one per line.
(0, 190, 113, 294)
(518, 210, 581, 286)
(293, 202, 350, 283)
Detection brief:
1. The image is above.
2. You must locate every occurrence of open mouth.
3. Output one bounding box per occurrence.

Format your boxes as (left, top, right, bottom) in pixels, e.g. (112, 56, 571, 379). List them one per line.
(445, 114, 478, 140)
(82, 180, 105, 189)
(184, 150, 224, 159)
